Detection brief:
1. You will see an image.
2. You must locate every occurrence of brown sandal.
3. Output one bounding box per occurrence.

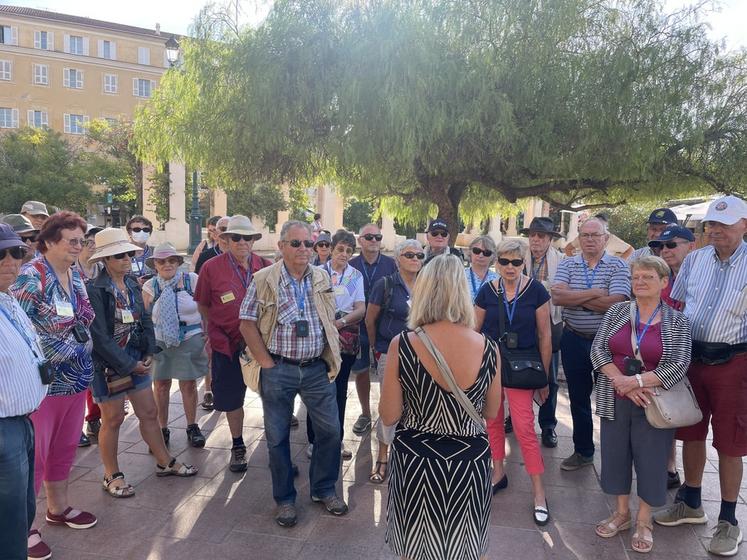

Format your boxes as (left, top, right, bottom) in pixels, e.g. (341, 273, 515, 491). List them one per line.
(631, 522, 653, 554)
(369, 461, 388, 484)
(595, 510, 632, 538)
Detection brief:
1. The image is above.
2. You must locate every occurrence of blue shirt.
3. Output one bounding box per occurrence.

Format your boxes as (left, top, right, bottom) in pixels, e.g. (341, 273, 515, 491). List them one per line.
(368, 272, 411, 353)
(350, 253, 398, 344)
(475, 278, 550, 349)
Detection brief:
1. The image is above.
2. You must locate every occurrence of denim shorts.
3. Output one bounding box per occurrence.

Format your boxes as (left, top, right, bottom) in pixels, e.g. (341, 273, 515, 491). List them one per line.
(351, 341, 370, 373)
(90, 370, 152, 403)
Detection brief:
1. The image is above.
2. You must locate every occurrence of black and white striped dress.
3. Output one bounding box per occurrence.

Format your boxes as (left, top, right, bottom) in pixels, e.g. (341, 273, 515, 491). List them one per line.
(386, 333, 498, 560)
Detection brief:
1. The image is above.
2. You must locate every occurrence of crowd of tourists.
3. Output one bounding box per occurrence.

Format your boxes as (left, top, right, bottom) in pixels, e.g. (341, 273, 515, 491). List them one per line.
(1, 194, 746, 560)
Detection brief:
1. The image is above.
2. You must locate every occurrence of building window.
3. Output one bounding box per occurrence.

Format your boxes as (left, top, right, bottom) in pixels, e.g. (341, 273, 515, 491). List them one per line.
(0, 107, 19, 129)
(132, 78, 155, 98)
(33, 64, 48, 85)
(99, 39, 116, 60)
(137, 46, 150, 65)
(69, 35, 84, 54)
(63, 68, 84, 89)
(64, 113, 88, 135)
(0, 25, 18, 45)
(34, 31, 54, 50)
(27, 110, 49, 128)
(104, 73, 118, 94)
(0, 60, 10, 81)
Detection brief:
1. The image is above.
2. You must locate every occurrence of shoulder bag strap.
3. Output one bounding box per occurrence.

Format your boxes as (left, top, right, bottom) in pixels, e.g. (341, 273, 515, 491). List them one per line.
(629, 301, 644, 362)
(495, 282, 506, 340)
(414, 327, 485, 428)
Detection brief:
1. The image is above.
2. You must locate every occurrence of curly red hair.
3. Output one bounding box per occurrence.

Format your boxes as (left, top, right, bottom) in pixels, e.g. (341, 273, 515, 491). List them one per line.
(36, 211, 87, 253)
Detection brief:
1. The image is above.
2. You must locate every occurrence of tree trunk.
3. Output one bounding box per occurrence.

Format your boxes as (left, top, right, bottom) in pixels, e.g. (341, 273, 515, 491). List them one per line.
(430, 182, 466, 246)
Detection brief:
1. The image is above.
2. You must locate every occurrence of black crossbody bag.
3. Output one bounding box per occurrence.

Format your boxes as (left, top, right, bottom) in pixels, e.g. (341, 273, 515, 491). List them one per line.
(495, 283, 548, 390)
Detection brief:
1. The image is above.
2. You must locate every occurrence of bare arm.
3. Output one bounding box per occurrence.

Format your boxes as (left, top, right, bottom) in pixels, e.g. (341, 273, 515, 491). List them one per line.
(474, 305, 486, 332)
(239, 319, 275, 369)
(535, 302, 552, 375)
(365, 303, 381, 350)
(482, 344, 502, 420)
(337, 300, 365, 329)
(379, 335, 403, 426)
(583, 294, 627, 313)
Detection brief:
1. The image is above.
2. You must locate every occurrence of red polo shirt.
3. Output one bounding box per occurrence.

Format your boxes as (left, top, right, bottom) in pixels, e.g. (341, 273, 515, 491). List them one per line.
(194, 252, 271, 356)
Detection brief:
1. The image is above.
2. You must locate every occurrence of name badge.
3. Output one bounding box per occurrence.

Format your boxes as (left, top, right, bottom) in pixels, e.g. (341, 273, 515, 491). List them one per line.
(121, 309, 135, 324)
(55, 300, 74, 317)
(220, 291, 236, 304)
(334, 286, 346, 296)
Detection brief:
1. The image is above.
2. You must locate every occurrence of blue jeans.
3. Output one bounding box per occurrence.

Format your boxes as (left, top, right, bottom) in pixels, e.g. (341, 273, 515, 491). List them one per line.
(261, 360, 341, 505)
(537, 352, 560, 429)
(560, 329, 595, 457)
(0, 416, 35, 559)
(307, 352, 356, 443)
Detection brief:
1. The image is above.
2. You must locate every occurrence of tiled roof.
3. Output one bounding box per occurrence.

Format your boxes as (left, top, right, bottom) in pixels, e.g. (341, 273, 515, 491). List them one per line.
(0, 5, 179, 39)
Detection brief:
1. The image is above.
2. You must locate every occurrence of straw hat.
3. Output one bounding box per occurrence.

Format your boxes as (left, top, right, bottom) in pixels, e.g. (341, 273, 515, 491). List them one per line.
(89, 228, 141, 262)
(145, 242, 186, 269)
(220, 215, 262, 240)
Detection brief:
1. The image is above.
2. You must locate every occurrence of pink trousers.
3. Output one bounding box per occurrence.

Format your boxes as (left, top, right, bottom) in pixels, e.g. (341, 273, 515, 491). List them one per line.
(30, 391, 86, 494)
(487, 387, 544, 475)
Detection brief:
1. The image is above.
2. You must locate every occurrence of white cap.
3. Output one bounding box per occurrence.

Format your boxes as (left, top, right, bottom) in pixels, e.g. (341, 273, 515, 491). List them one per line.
(702, 195, 747, 226)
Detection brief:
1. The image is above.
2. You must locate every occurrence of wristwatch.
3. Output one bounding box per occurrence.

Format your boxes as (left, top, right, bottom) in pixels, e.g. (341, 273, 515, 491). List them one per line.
(635, 373, 643, 388)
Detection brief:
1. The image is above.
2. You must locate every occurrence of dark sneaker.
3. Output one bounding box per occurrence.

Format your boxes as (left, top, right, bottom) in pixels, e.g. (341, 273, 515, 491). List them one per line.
(78, 432, 91, 448)
(653, 501, 708, 526)
(709, 520, 743, 557)
(352, 414, 372, 435)
(186, 424, 206, 448)
(560, 452, 594, 471)
(667, 470, 681, 489)
(275, 504, 297, 527)
(541, 428, 558, 448)
(311, 494, 349, 516)
(201, 391, 214, 411)
(85, 418, 101, 439)
(229, 446, 248, 472)
(504, 416, 513, 434)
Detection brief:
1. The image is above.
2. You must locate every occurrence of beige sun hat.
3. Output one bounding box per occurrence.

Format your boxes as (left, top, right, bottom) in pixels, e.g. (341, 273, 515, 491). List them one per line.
(145, 242, 187, 269)
(220, 215, 262, 240)
(89, 228, 142, 262)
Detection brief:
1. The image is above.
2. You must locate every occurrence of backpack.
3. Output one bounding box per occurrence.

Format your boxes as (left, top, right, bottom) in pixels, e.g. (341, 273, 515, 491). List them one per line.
(375, 274, 396, 332)
(152, 273, 193, 305)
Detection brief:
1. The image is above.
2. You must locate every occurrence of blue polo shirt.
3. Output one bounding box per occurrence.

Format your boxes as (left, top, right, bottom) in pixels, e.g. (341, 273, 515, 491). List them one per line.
(350, 253, 398, 344)
(368, 272, 410, 353)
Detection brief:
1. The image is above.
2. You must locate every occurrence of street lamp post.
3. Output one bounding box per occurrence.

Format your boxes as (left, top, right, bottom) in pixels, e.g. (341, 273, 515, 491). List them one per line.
(189, 170, 202, 253)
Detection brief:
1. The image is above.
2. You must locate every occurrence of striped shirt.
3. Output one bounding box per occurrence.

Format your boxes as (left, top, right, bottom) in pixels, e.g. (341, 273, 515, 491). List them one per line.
(629, 246, 653, 262)
(553, 252, 631, 334)
(0, 291, 47, 417)
(671, 242, 747, 344)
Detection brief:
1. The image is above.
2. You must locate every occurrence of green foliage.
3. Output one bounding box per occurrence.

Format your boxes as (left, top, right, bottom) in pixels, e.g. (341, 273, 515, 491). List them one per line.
(0, 128, 92, 215)
(605, 205, 659, 249)
(147, 165, 171, 227)
(343, 199, 374, 232)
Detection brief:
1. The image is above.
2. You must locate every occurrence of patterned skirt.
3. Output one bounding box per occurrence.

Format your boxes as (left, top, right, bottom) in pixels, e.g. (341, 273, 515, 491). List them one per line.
(386, 428, 492, 560)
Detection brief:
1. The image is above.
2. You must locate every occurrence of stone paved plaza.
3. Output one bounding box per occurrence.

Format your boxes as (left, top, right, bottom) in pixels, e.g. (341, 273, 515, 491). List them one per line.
(36, 380, 747, 560)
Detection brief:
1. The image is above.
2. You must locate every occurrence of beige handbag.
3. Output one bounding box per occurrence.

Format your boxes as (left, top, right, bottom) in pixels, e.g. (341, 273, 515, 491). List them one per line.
(628, 303, 702, 429)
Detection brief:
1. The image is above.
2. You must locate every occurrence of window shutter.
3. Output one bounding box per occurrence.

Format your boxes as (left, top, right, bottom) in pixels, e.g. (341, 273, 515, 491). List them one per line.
(27, 109, 34, 126)
(133, 78, 138, 96)
(150, 80, 156, 95)
(41, 112, 48, 127)
(34, 31, 41, 49)
(111, 42, 116, 60)
(10, 27, 17, 46)
(47, 31, 54, 50)
(82, 37, 89, 56)
(97, 39, 103, 57)
(63, 68, 70, 87)
(64, 34, 70, 53)
(64, 113, 70, 133)
(11, 108, 18, 128)
(78, 70, 84, 88)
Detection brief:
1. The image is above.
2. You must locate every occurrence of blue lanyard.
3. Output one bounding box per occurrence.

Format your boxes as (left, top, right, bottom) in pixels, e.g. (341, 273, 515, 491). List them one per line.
(326, 263, 347, 287)
(582, 258, 600, 289)
(532, 255, 546, 280)
(133, 247, 149, 275)
(469, 268, 488, 298)
(634, 303, 662, 353)
(499, 279, 519, 326)
(228, 253, 251, 289)
(361, 256, 380, 289)
(44, 258, 77, 312)
(111, 280, 134, 309)
(289, 274, 308, 316)
(0, 301, 42, 361)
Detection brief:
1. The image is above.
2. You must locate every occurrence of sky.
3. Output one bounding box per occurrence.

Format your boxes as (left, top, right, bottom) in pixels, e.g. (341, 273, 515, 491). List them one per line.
(4, 0, 747, 49)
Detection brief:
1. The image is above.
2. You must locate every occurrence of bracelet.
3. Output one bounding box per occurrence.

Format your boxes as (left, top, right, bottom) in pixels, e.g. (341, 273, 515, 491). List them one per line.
(635, 373, 643, 388)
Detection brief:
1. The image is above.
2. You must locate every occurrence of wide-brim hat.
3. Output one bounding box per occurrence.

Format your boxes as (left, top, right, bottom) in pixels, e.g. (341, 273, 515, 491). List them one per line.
(2, 213, 38, 235)
(89, 228, 142, 262)
(520, 216, 563, 238)
(219, 215, 262, 240)
(0, 223, 27, 252)
(20, 200, 49, 217)
(145, 242, 186, 269)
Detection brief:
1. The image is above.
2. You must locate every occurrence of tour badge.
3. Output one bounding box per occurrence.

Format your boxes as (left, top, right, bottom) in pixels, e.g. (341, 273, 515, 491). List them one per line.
(505, 332, 519, 349)
(121, 309, 135, 324)
(55, 300, 74, 317)
(296, 319, 310, 338)
(220, 291, 236, 304)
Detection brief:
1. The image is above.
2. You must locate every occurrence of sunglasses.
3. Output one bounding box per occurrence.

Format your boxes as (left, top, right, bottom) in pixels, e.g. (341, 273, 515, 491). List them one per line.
(361, 233, 383, 242)
(649, 240, 688, 250)
(315, 242, 330, 248)
(497, 257, 524, 267)
(155, 257, 181, 265)
(288, 239, 314, 248)
(0, 247, 27, 260)
(471, 247, 493, 257)
(110, 251, 136, 260)
(130, 227, 152, 233)
(402, 252, 425, 260)
(230, 234, 258, 242)
(429, 230, 448, 238)
(21, 234, 38, 243)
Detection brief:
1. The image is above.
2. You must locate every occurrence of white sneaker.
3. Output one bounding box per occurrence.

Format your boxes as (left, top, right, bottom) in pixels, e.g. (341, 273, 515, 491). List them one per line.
(306, 444, 313, 459)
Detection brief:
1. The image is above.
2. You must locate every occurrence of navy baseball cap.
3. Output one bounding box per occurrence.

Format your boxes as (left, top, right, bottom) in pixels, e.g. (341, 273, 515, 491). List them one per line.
(0, 223, 27, 252)
(647, 208, 678, 225)
(426, 218, 449, 233)
(648, 225, 695, 248)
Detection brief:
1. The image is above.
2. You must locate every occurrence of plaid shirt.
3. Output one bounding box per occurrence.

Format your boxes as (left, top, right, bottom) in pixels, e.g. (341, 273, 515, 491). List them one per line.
(240, 264, 326, 360)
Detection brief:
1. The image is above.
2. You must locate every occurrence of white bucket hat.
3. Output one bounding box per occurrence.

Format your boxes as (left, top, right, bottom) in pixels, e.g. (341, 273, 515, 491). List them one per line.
(89, 228, 142, 262)
(220, 215, 262, 240)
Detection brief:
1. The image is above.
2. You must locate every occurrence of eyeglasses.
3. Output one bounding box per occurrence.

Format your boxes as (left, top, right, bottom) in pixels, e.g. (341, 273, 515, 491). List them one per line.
(21, 234, 38, 243)
(84, 239, 96, 248)
(0, 247, 27, 260)
(230, 234, 258, 242)
(429, 230, 448, 238)
(287, 239, 314, 248)
(130, 227, 152, 233)
(402, 252, 425, 260)
(111, 251, 136, 260)
(155, 257, 181, 265)
(334, 245, 354, 255)
(315, 242, 330, 248)
(471, 247, 493, 257)
(649, 240, 689, 250)
(63, 238, 86, 247)
(497, 257, 524, 267)
(361, 233, 383, 242)
(579, 233, 606, 240)
(218, 226, 228, 232)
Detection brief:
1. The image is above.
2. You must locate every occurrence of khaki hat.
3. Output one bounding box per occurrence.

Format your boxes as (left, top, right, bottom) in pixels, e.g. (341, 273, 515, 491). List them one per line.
(145, 242, 186, 269)
(89, 228, 142, 262)
(1, 213, 38, 234)
(20, 200, 50, 217)
(220, 215, 262, 240)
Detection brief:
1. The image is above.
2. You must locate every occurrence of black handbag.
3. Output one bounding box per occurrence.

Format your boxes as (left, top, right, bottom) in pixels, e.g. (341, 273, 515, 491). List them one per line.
(495, 284, 548, 390)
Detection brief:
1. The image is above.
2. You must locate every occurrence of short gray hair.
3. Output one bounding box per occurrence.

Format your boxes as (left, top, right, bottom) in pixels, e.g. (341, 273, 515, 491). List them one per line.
(280, 220, 312, 240)
(394, 239, 422, 257)
(358, 223, 380, 234)
(581, 217, 608, 234)
(495, 238, 527, 257)
(630, 255, 670, 279)
(469, 235, 497, 265)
